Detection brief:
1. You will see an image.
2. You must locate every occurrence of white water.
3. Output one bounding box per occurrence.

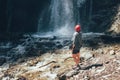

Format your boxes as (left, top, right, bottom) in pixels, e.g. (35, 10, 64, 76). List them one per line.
(38, 0, 86, 36)
(0, 42, 12, 49)
(50, 0, 75, 30)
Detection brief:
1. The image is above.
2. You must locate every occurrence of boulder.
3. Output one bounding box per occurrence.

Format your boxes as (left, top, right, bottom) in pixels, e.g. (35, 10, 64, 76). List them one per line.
(81, 52, 93, 60)
(109, 50, 115, 55)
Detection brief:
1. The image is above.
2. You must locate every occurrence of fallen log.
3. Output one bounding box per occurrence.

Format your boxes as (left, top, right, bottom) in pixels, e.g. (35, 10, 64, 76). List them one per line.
(39, 61, 57, 68)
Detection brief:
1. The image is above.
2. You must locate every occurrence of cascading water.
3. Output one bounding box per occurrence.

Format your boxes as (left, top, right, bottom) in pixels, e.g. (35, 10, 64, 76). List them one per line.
(49, 0, 76, 36)
(38, 0, 86, 36)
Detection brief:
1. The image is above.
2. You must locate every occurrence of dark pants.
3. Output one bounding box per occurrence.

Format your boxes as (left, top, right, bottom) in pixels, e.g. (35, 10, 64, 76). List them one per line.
(72, 49, 80, 54)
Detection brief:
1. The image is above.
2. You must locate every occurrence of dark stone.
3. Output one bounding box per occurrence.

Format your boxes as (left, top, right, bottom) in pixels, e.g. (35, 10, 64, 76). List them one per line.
(100, 35, 120, 43)
(80, 64, 103, 70)
(17, 76, 27, 80)
(0, 57, 6, 66)
(59, 75, 66, 80)
(56, 44, 63, 49)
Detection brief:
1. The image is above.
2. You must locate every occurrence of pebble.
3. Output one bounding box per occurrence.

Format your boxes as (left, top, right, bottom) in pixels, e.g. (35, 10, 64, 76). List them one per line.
(109, 50, 115, 55)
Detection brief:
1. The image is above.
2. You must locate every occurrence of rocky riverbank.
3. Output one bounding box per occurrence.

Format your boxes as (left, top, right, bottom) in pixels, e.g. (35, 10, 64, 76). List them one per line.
(0, 43, 120, 80)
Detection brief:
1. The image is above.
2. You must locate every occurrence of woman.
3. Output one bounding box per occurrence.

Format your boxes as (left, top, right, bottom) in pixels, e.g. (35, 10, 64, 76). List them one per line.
(71, 24, 82, 69)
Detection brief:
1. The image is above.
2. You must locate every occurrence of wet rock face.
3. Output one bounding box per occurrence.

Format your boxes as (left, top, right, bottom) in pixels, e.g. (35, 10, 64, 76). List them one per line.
(109, 5, 120, 35)
(0, 33, 120, 61)
(80, 0, 120, 34)
(1, 34, 72, 61)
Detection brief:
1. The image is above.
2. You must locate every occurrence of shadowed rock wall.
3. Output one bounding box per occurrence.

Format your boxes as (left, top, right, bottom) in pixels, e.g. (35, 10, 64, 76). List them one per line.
(0, 0, 50, 33)
(79, 0, 120, 34)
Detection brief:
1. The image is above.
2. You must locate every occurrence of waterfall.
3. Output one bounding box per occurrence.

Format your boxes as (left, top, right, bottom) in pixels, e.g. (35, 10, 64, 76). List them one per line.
(49, 0, 75, 35)
(38, 0, 86, 36)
